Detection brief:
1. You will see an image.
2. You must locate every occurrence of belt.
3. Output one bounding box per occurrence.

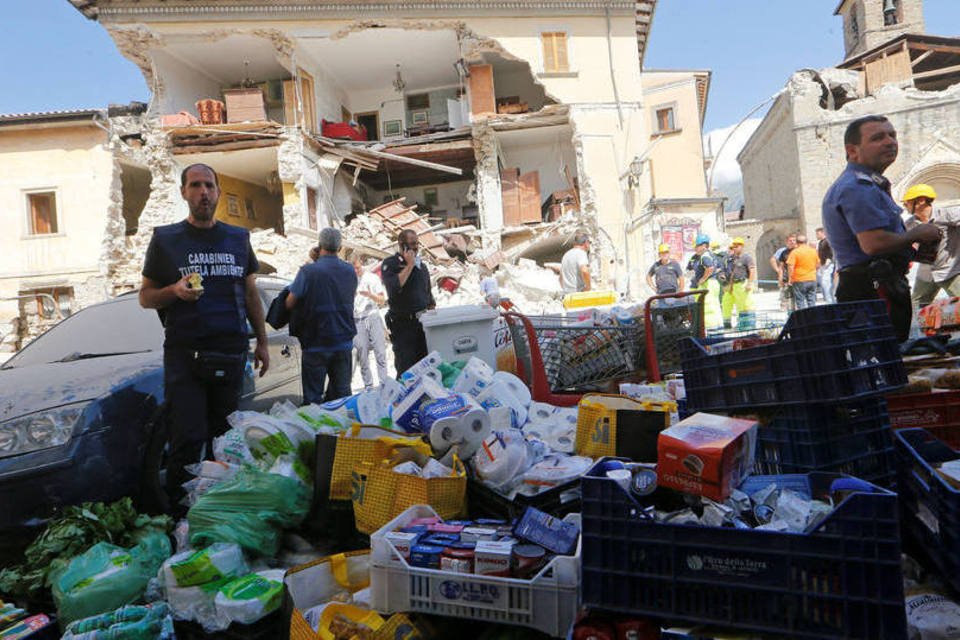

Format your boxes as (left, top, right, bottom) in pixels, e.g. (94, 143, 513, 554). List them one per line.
(387, 310, 422, 321)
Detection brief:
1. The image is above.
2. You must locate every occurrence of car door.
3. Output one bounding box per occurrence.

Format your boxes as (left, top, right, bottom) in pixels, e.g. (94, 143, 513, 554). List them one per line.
(239, 279, 302, 411)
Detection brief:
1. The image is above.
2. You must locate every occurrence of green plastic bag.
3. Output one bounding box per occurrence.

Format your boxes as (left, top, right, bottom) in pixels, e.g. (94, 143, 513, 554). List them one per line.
(52, 532, 172, 628)
(439, 361, 467, 388)
(187, 467, 310, 555)
(61, 602, 175, 639)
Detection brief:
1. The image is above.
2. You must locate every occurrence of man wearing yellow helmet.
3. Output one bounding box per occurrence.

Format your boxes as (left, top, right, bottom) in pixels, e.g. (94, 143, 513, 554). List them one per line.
(720, 238, 757, 329)
(903, 184, 960, 307)
(647, 243, 684, 294)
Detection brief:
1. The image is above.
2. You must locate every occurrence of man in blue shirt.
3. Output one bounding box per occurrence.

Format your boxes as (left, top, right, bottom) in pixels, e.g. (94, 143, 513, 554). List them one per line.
(822, 115, 940, 341)
(140, 163, 269, 512)
(286, 228, 357, 404)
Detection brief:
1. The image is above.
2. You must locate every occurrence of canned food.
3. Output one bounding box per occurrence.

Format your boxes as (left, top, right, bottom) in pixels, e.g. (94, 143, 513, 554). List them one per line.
(440, 546, 475, 573)
(512, 544, 547, 579)
(630, 468, 658, 497)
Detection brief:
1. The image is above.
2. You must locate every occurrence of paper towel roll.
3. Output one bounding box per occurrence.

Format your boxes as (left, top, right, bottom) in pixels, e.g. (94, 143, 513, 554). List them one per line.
(476, 381, 527, 429)
(453, 358, 495, 395)
(527, 402, 557, 424)
(493, 371, 532, 408)
(544, 430, 576, 454)
(399, 351, 444, 385)
(554, 408, 579, 428)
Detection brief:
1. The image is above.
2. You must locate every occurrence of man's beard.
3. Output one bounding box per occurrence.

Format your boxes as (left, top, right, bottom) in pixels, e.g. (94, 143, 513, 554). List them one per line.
(191, 200, 217, 221)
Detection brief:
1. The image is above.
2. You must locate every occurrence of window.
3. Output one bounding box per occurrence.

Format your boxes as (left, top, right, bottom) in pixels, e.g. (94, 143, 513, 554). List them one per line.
(424, 188, 439, 207)
(26, 191, 58, 235)
(653, 104, 678, 134)
(406, 93, 430, 111)
(541, 32, 569, 73)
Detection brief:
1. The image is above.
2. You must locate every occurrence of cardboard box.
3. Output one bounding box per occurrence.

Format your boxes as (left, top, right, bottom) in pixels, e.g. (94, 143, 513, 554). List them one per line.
(657, 413, 757, 501)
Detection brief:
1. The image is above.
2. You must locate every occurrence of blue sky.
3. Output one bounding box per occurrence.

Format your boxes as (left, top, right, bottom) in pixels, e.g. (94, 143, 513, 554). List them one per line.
(2, 0, 959, 134)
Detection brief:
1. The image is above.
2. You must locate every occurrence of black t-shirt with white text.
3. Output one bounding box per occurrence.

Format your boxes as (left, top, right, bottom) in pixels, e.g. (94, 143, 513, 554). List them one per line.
(142, 220, 258, 352)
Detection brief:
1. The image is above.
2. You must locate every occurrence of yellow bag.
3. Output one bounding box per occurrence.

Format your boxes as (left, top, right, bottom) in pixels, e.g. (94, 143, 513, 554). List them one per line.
(352, 455, 467, 535)
(326, 424, 432, 500)
(575, 394, 675, 461)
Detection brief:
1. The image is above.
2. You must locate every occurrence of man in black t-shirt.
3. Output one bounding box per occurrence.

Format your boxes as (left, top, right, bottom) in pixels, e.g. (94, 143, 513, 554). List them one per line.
(646, 243, 685, 294)
(139, 163, 269, 513)
(381, 230, 436, 375)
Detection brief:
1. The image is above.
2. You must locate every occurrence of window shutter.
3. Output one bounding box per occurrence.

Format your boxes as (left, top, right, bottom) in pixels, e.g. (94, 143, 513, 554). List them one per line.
(29, 193, 57, 234)
(542, 32, 569, 73)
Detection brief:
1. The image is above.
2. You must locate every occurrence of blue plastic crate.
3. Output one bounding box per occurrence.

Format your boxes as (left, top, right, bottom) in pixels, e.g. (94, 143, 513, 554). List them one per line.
(753, 399, 896, 487)
(580, 459, 905, 640)
(894, 428, 960, 592)
(680, 301, 906, 412)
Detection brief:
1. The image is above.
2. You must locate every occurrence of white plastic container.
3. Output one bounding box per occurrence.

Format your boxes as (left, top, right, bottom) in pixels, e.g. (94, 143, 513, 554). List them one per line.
(419, 305, 500, 368)
(370, 505, 581, 638)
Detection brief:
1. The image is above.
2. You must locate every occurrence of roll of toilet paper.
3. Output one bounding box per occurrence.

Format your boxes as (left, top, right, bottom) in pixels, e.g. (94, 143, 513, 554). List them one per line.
(476, 381, 527, 429)
(493, 371, 532, 408)
(527, 402, 557, 425)
(453, 357, 496, 396)
(422, 393, 491, 458)
(554, 408, 579, 429)
(399, 351, 444, 385)
(544, 429, 576, 454)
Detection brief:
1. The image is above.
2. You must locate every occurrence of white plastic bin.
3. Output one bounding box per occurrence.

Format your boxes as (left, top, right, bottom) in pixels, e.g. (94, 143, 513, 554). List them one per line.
(370, 505, 581, 638)
(419, 305, 500, 368)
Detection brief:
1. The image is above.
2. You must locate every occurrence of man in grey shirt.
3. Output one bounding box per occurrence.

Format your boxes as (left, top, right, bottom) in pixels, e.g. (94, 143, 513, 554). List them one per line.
(561, 232, 591, 294)
(903, 184, 960, 308)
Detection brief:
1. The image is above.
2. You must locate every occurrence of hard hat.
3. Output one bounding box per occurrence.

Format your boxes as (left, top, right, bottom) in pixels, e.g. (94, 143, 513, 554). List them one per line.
(710, 240, 721, 249)
(731, 237, 745, 246)
(657, 243, 670, 254)
(903, 184, 937, 202)
(695, 233, 710, 246)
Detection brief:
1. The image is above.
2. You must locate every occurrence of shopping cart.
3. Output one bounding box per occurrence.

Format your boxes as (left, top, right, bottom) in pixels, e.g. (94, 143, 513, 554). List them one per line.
(503, 290, 705, 405)
(643, 290, 707, 381)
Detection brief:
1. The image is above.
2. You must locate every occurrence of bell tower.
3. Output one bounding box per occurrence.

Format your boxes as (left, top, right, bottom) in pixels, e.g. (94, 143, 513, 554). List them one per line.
(835, 0, 925, 60)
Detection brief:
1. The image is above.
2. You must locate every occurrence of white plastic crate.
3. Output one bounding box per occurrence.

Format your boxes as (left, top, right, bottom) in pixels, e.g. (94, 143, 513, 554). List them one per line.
(370, 505, 580, 638)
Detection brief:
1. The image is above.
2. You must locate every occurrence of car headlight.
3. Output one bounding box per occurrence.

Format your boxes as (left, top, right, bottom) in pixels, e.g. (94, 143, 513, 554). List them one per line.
(0, 402, 88, 458)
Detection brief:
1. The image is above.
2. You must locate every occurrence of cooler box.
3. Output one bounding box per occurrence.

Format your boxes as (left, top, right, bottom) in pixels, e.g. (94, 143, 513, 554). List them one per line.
(562, 290, 617, 310)
(419, 305, 499, 368)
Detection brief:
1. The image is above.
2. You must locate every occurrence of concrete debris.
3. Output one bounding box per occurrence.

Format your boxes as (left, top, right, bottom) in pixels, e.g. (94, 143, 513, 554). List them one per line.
(496, 259, 564, 315)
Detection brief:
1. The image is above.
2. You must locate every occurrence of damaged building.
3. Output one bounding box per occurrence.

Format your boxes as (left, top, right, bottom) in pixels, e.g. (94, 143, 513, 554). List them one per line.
(1, 0, 720, 347)
(737, 0, 960, 281)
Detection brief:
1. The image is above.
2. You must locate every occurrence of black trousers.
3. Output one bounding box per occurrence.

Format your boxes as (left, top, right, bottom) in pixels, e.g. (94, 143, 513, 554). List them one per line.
(386, 312, 427, 376)
(836, 269, 912, 342)
(163, 348, 244, 512)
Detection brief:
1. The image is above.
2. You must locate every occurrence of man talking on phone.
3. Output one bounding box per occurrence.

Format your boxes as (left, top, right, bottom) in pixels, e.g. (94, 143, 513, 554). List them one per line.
(381, 229, 436, 375)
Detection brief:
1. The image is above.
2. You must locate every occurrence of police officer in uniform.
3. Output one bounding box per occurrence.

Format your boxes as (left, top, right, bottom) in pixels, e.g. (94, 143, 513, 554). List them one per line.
(822, 115, 940, 341)
(140, 163, 269, 512)
(381, 229, 436, 375)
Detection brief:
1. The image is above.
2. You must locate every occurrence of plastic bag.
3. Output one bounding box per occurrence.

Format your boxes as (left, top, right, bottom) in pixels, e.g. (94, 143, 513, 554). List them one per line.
(227, 410, 312, 464)
(52, 532, 172, 627)
(61, 602, 174, 640)
(161, 543, 247, 589)
(212, 429, 256, 466)
(214, 569, 285, 625)
(187, 467, 310, 556)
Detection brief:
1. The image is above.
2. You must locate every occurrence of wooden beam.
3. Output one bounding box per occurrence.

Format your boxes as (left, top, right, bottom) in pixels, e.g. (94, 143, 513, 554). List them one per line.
(171, 139, 281, 155)
(908, 42, 960, 56)
(913, 62, 960, 81)
(361, 147, 464, 176)
(912, 50, 935, 67)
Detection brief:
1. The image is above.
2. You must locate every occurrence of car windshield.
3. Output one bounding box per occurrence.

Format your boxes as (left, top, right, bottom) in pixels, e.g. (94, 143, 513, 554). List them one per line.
(4, 295, 163, 368)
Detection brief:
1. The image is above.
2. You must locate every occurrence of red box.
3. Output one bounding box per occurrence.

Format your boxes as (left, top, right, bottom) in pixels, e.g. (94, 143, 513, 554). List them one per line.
(888, 390, 960, 449)
(657, 413, 757, 501)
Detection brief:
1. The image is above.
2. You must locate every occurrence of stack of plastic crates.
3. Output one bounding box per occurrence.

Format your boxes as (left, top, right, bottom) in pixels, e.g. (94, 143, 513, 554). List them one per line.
(580, 459, 905, 639)
(680, 301, 907, 487)
(894, 428, 960, 593)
